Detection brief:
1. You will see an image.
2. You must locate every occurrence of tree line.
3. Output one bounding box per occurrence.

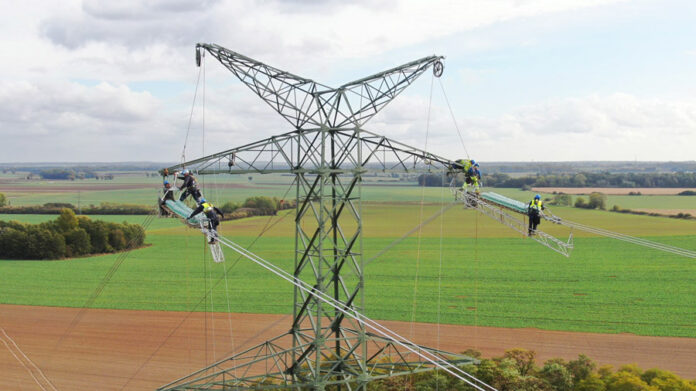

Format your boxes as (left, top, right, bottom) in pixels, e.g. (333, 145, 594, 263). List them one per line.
(369, 348, 696, 391)
(0, 202, 153, 215)
(217, 196, 296, 220)
(0, 196, 295, 217)
(0, 209, 145, 260)
(418, 172, 696, 188)
(487, 172, 696, 188)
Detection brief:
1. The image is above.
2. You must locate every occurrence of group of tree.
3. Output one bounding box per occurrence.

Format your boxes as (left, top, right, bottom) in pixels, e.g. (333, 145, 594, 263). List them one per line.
(485, 172, 696, 188)
(216, 196, 296, 220)
(37, 168, 114, 180)
(417, 172, 696, 189)
(0, 209, 145, 260)
(370, 348, 696, 391)
(0, 202, 152, 215)
(574, 192, 607, 210)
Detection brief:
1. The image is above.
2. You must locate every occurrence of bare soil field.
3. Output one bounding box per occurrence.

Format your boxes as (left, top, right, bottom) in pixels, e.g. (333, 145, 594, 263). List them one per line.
(633, 208, 696, 216)
(1, 305, 695, 390)
(533, 187, 696, 195)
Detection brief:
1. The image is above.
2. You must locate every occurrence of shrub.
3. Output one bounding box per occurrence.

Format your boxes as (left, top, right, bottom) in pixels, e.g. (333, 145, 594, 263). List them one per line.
(220, 201, 240, 214)
(606, 371, 656, 391)
(0, 192, 6, 207)
(568, 354, 597, 383)
(65, 228, 91, 257)
(575, 197, 588, 208)
(539, 362, 573, 391)
(504, 348, 537, 376)
(552, 193, 573, 206)
(243, 196, 279, 214)
(677, 190, 696, 196)
(56, 208, 79, 231)
(588, 192, 607, 210)
(577, 374, 607, 391)
(0, 227, 30, 259)
(108, 229, 127, 251)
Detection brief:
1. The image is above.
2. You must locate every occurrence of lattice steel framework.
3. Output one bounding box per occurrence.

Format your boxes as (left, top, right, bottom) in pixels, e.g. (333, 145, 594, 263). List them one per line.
(158, 44, 474, 391)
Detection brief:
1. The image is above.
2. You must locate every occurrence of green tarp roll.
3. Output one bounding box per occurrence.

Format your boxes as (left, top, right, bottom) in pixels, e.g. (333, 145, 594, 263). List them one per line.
(164, 200, 208, 225)
(480, 192, 529, 214)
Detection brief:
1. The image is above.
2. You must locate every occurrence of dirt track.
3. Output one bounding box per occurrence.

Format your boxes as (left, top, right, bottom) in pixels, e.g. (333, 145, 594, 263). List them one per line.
(1, 304, 695, 390)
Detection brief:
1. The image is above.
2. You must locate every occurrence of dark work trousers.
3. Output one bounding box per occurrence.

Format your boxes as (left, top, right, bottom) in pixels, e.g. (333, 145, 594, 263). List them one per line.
(179, 188, 202, 203)
(528, 210, 541, 235)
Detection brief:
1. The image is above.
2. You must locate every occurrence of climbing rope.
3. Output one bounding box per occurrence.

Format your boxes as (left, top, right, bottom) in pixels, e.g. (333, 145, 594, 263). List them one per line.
(181, 51, 204, 165)
(438, 78, 470, 159)
(409, 72, 435, 347)
(436, 170, 446, 391)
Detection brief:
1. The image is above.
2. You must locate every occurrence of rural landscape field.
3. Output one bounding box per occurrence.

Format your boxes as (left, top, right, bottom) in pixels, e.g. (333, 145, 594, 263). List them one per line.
(1, 170, 695, 389)
(4, 1, 696, 390)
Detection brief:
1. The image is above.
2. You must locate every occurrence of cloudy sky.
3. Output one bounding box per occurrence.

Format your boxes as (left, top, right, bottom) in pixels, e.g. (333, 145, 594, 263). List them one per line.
(1, 0, 694, 162)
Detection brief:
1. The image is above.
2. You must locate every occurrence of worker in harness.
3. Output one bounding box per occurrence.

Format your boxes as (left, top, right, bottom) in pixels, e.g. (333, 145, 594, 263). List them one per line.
(527, 194, 545, 235)
(177, 169, 203, 203)
(454, 159, 481, 193)
(158, 180, 175, 216)
(188, 198, 225, 243)
(468, 163, 482, 193)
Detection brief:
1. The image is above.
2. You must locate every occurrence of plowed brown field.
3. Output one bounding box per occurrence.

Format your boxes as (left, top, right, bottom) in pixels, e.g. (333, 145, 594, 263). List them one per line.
(532, 187, 696, 195)
(1, 304, 695, 390)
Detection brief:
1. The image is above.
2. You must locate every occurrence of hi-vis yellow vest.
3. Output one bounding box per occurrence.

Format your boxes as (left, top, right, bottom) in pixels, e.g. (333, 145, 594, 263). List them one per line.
(529, 199, 543, 211)
(202, 202, 213, 212)
(457, 159, 472, 171)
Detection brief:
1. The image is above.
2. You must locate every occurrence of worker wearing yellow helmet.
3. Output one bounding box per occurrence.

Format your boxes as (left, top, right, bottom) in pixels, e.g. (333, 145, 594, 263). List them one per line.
(188, 198, 225, 243)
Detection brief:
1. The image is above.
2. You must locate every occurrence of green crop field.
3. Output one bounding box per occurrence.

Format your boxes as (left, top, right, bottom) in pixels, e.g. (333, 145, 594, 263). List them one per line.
(1, 190, 695, 338)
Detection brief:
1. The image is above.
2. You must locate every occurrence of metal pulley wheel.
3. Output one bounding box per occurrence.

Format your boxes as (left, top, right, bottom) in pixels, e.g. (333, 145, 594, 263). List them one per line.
(433, 61, 444, 77)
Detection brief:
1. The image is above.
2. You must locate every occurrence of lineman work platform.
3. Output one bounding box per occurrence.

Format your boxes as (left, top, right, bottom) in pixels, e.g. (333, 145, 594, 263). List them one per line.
(456, 190, 574, 257)
(456, 189, 696, 259)
(161, 199, 225, 263)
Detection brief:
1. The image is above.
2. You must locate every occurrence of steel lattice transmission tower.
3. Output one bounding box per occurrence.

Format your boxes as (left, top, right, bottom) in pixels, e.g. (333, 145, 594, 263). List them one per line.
(159, 43, 475, 390)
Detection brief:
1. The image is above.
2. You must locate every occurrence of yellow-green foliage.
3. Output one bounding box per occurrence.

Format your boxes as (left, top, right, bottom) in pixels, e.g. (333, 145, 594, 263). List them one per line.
(372, 351, 696, 391)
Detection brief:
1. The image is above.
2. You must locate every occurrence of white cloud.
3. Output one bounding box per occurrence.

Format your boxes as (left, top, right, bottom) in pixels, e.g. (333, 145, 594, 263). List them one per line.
(6, 0, 626, 83)
(337, 92, 695, 162)
(432, 93, 696, 161)
(0, 80, 181, 161)
(3, 0, 693, 163)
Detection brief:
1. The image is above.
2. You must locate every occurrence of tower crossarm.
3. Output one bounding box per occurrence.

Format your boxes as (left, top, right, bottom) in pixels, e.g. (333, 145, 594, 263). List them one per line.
(197, 43, 330, 129)
(331, 55, 444, 128)
(197, 43, 444, 131)
(161, 128, 456, 176)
